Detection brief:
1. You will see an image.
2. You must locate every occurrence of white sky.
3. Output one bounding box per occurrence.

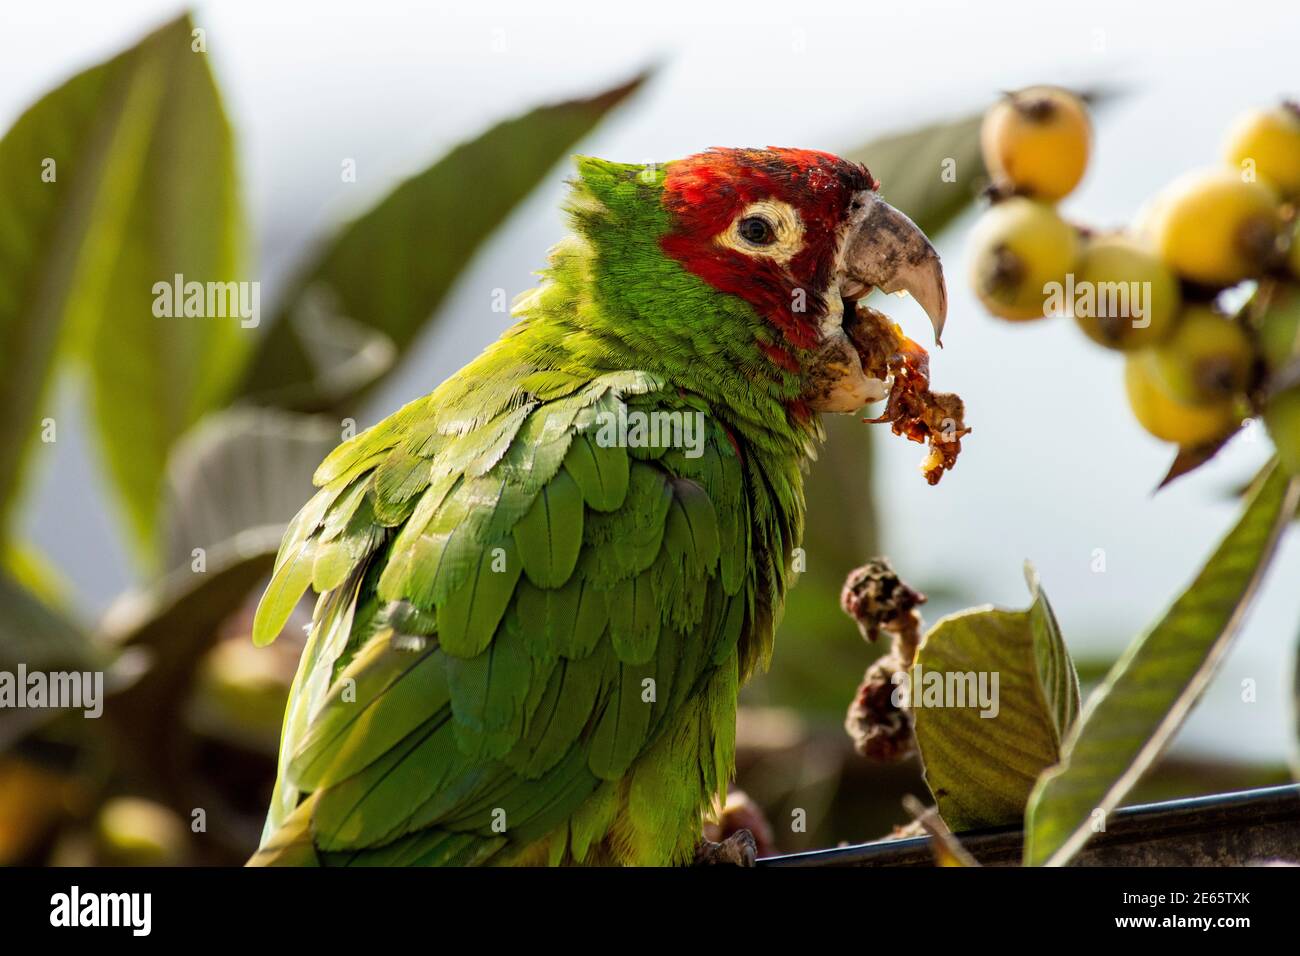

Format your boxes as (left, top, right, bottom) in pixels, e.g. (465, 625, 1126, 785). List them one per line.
(4, 0, 1300, 762)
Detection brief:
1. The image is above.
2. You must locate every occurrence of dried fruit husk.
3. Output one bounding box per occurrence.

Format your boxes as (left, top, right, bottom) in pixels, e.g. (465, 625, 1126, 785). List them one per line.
(845, 300, 970, 484)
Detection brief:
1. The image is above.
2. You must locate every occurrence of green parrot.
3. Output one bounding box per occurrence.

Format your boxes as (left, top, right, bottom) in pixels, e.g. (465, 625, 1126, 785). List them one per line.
(248, 147, 948, 866)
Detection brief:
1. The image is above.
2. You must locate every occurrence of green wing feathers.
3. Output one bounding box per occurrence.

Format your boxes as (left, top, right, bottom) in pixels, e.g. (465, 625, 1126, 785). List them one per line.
(251, 366, 774, 866)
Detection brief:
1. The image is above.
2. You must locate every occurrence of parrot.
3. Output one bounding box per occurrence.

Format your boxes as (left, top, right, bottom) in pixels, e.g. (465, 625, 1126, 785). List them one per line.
(248, 147, 948, 867)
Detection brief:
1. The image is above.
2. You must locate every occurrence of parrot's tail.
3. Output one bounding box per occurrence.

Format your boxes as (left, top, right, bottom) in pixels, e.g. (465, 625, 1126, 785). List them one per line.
(246, 794, 320, 867)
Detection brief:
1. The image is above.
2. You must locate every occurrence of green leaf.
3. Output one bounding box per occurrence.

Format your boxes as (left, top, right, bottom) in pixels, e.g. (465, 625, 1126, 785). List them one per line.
(1024, 460, 1300, 866)
(102, 527, 282, 704)
(844, 110, 986, 237)
(97, 529, 283, 782)
(162, 406, 340, 572)
(2, 541, 71, 609)
(237, 72, 650, 411)
(911, 565, 1079, 831)
(0, 573, 98, 675)
(0, 572, 101, 748)
(0, 13, 247, 567)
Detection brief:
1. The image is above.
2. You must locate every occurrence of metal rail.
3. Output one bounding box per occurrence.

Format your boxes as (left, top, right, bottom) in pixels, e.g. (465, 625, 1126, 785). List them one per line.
(760, 784, 1300, 866)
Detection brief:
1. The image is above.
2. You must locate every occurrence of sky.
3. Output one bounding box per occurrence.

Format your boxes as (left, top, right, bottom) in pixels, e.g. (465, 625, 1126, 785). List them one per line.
(3, 0, 1300, 762)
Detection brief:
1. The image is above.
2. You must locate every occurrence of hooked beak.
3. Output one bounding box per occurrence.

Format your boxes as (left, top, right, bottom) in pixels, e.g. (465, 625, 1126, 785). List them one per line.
(839, 194, 948, 345)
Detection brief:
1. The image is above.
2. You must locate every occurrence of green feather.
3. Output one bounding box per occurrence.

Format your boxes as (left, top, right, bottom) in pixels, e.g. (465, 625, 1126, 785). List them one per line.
(607, 570, 658, 664)
(563, 432, 629, 512)
(504, 650, 607, 777)
(253, 539, 316, 647)
(588, 653, 656, 780)
(446, 610, 533, 757)
(288, 633, 446, 791)
(513, 469, 584, 588)
(436, 538, 522, 658)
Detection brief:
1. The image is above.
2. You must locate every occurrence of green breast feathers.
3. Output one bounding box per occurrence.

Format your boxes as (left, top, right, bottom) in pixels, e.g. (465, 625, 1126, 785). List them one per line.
(249, 359, 800, 866)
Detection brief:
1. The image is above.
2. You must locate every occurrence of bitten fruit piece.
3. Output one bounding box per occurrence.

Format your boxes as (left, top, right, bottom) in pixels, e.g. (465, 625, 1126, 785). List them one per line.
(981, 86, 1091, 200)
(846, 302, 969, 484)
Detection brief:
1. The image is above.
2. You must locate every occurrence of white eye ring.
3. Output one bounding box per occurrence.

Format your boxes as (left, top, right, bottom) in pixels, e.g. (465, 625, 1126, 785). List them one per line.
(716, 199, 804, 264)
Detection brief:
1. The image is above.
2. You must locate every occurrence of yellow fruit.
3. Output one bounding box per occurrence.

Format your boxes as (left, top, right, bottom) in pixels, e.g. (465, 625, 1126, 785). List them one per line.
(95, 797, 187, 866)
(193, 637, 293, 747)
(969, 198, 1081, 321)
(1070, 235, 1181, 350)
(981, 86, 1091, 200)
(1223, 104, 1300, 197)
(1125, 355, 1240, 447)
(1146, 305, 1255, 405)
(1149, 168, 1280, 286)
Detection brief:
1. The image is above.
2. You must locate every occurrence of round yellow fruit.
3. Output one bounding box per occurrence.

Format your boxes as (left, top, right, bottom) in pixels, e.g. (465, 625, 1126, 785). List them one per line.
(1223, 104, 1300, 197)
(1070, 235, 1181, 350)
(96, 797, 187, 866)
(981, 86, 1091, 200)
(1146, 305, 1255, 405)
(969, 197, 1081, 321)
(1148, 168, 1280, 287)
(1125, 355, 1240, 446)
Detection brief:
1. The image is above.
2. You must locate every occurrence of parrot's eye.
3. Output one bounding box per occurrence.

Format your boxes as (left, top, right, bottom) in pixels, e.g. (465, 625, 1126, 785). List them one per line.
(716, 201, 802, 262)
(737, 216, 775, 245)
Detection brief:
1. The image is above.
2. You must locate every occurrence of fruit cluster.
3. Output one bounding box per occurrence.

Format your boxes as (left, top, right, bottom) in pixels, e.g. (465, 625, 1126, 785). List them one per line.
(969, 87, 1300, 476)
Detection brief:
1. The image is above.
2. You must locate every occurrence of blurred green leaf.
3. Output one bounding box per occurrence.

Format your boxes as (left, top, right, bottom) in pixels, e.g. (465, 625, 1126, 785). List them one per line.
(0, 573, 101, 749)
(0, 573, 97, 675)
(238, 71, 650, 412)
(97, 528, 281, 811)
(3, 541, 71, 608)
(0, 13, 247, 568)
(162, 405, 340, 572)
(102, 528, 281, 715)
(912, 566, 1079, 831)
(1024, 460, 1300, 866)
(845, 110, 986, 237)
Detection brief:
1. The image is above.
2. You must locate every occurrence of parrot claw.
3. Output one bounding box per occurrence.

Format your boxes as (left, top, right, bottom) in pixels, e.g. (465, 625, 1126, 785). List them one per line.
(692, 828, 757, 867)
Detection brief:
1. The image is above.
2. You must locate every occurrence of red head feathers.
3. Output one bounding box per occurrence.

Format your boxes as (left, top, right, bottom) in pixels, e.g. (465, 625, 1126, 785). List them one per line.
(660, 148, 878, 354)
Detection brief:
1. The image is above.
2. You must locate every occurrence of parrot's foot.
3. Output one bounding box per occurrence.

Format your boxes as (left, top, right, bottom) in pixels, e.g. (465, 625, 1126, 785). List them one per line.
(692, 828, 757, 867)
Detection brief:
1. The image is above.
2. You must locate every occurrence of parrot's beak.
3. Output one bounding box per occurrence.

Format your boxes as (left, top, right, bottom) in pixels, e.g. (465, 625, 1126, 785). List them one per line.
(804, 192, 949, 414)
(838, 193, 948, 346)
